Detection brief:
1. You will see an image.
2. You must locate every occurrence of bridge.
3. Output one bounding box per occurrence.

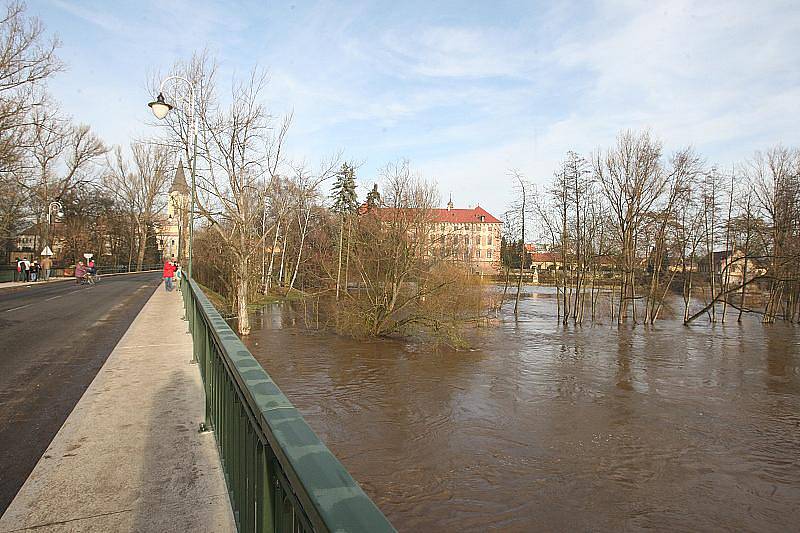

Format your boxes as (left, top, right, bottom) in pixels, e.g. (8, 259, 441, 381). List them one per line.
(0, 273, 394, 532)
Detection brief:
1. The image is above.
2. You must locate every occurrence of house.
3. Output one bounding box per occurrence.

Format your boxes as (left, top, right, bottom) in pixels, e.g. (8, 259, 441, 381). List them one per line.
(428, 199, 503, 274)
(9, 222, 65, 262)
(529, 252, 563, 270)
(699, 249, 766, 286)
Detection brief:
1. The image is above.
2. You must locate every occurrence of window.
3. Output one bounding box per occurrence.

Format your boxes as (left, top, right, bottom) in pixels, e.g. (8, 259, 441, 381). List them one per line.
(488, 235, 493, 245)
(465, 235, 470, 245)
(476, 236, 481, 245)
(487, 250, 493, 258)
(476, 250, 481, 258)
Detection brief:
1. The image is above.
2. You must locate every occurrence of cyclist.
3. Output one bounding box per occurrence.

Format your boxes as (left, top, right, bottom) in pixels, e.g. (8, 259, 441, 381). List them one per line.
(87, 259, 99, 283)
(75, 261, 87, 285)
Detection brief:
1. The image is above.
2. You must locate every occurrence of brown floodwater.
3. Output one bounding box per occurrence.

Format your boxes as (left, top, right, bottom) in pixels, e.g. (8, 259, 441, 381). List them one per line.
(240, 287, 800, 532)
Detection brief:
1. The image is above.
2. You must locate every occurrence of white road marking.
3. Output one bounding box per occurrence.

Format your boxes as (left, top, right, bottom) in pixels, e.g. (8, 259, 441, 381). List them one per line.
(3, 303, 31, 313)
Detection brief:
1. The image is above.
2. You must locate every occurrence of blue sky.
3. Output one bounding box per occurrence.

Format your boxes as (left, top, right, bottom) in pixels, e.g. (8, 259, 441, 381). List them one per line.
(29, 0, 800, 216)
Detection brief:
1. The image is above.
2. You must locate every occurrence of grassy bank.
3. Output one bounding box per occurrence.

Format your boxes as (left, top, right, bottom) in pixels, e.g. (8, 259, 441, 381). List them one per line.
(195, 282, 307, 317)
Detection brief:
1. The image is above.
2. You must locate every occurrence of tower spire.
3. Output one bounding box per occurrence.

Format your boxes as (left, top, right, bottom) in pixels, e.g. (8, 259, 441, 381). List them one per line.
(170, 160, 189, 194)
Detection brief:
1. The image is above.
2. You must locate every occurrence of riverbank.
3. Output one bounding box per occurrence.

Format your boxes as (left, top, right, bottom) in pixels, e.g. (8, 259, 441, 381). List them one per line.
(197, 282, 307, 318)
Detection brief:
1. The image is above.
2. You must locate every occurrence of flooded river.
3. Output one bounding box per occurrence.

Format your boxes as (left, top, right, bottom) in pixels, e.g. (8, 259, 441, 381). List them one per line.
(241, 287, 800, 532)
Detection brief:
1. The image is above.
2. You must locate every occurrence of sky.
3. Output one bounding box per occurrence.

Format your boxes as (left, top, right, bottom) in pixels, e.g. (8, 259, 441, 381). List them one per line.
(27, 0, 800, 217)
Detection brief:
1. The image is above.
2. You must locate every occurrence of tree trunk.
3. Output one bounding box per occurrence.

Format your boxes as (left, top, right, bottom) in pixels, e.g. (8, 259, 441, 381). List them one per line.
(289, 209, 311, 291)
(136, 221, 147, 270)
(236, 259, 251, 335)
(514, 221, 525, 315)
(278, 230, 287, 287)
(336, 215, 344, 300)
(266, 220, 280, 293)
(344, 217, 352, 295)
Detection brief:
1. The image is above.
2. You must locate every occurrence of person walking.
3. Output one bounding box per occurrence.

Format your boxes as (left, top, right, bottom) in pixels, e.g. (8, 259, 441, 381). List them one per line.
(21, 258, 30, 282)
(30, 261, 39, 282)
(40, 256, 52, 281)
(162, 259, 176, 292)
(75, 261, 86, 285)
(174, 262, 183, 291)
(14, 257, 22, 282)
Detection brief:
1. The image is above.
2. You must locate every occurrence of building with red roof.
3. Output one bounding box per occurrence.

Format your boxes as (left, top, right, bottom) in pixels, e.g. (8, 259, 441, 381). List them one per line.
(428, 198, 503, 274)
(358, 193, 503, 274)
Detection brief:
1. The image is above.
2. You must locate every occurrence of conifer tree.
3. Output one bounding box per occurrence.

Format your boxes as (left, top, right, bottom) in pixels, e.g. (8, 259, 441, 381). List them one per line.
(331, 163, 358, 299)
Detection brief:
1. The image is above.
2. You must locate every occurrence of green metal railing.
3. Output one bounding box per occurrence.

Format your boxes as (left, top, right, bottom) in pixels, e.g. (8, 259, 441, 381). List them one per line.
(182, 277, 395, 533)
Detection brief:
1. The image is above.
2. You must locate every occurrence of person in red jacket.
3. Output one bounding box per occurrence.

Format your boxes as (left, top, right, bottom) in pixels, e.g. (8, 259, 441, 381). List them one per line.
(163, 259, 176, 292)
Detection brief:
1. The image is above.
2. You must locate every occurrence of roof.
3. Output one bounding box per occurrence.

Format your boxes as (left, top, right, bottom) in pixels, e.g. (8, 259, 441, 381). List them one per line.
(361, 205, 503, 224)
(18, 222, 61, 235)
(170, 161, 189, 194)
(530, 252, 561, 263)
(699, 250, 736, 264)
(18, 223, 43, 236)
(431, 206, 501, 224)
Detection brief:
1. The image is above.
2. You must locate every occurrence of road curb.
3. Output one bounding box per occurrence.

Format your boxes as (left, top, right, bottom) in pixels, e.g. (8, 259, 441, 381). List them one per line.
(0, 269, 162, 291)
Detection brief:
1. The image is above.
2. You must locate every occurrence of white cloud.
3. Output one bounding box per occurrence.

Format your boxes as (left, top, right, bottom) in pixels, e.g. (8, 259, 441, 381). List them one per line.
(32, 0, 800, 220)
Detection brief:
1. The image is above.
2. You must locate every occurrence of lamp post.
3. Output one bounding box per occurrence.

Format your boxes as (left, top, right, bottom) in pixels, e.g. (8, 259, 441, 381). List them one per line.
(148, 76, 197, 278)
(44, 200, 63, 250)
(41, 201, 62, 281)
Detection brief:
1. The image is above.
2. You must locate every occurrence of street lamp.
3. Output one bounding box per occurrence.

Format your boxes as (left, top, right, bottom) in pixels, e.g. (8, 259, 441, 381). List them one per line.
(44, 201, 63, 249)
(147, 92, 172, 119)
(46, 201, 63, 225)
(148, 76, 197, 278)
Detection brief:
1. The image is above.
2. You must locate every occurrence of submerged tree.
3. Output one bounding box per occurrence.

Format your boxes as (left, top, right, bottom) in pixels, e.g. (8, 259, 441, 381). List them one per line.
(334, 161, 488, 344)
(594, 130, 668, 324)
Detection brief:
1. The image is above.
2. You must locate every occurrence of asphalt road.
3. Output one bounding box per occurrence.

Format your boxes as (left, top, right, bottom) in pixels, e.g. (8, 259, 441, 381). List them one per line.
(0, 272, 162, 514)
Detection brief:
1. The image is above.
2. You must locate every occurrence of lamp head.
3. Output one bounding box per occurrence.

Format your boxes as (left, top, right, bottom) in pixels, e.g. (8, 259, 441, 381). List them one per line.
(148, 92, 173, 119)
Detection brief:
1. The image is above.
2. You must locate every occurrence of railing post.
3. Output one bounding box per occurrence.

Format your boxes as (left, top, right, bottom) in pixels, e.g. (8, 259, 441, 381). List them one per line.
(190, 295, 198, 364)
(204, 326, 212, 431)
(257, 445, 275, 533)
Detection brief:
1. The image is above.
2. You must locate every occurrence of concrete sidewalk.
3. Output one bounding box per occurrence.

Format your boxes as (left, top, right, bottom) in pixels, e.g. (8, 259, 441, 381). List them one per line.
(0, 285, 235, 532)
(0, 277, 72, 290)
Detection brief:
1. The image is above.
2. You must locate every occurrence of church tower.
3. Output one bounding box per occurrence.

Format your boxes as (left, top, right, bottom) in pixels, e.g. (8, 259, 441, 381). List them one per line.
(164, 161, 190, 262)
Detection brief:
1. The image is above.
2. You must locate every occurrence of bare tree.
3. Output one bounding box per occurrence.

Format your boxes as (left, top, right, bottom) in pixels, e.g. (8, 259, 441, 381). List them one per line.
(0, 2, 62, 250)
(286, 158, 339, 292)
(643, 148, 702, 323)
(509, 170, 528, 316)
(105, 142, 171, 269)
(0, 1, 62, 172)
(189, 69, 291, 335)
(594, 131, 667, 324)
(750, 146, 800, 322)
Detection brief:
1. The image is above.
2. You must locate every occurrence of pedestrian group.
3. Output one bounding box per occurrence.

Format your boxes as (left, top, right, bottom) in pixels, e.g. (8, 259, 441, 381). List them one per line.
(162, 259, 182, 292)
(15, 257, 47, 282)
